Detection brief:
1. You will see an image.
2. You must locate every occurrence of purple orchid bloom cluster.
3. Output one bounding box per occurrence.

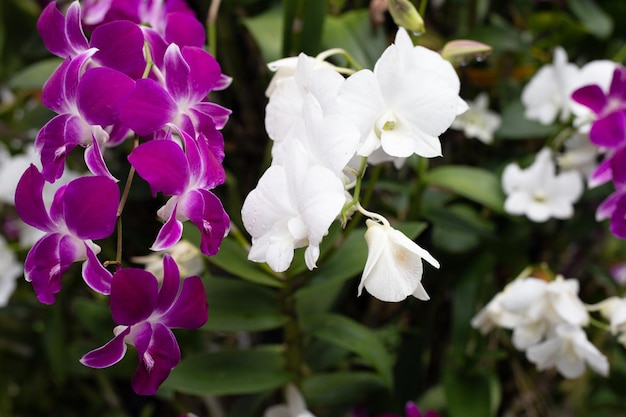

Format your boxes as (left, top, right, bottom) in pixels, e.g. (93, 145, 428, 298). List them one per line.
(572, 66, 626, 238)
(14, 0, 231, 395)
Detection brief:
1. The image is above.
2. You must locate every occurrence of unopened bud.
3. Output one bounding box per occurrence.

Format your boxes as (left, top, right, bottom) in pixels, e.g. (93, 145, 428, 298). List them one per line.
(440, 39, 492, 66)
(388, 0, 425, 35)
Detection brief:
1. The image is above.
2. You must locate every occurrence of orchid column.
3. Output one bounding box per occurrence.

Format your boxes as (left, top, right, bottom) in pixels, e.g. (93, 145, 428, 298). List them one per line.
(16, 0, 231, 395)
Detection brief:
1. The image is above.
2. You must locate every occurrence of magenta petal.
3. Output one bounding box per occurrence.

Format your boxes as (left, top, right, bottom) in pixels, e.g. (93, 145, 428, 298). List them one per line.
(404, 402, 422, 417)
(82, 245, 112, 295)
(611, 146, 626, 187)
(181, 189, 229, 256)
(24, 234, 64, 304)
(571, 84, 607, 114)
(37, 2, 88, 58)
(164, 13, 206, 48)
(78, 67, 135, 126)
(152, 204, 183, 251)
(111, 268, 159, 325)
(128, 140, 188, 196)
(63, 176, 119, 239)
(119, 79, 177, 136)
(156, 254, 181, 314)
(590, 157, 613, 188)
(181, 46, 221, 97)
(36, 114, 86, 182)
(41, 58, 71, 112)
(84, 140, 116, 180)
(597, 190, 623, 221)
(164, 44, 191, 103)
(91, 20, 146, 79)
(610, 194, 626, 238)
(15, 165, 54, 232)
(192, 102, 231, 130)
(80, 327, 130, 368)
(590, 111, 626, 148)
(131, 323, 180, 396)
(162, 276, 208, 329)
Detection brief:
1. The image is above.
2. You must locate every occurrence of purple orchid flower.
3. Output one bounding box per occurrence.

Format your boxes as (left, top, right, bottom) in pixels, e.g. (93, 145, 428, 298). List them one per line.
(572, 67, 626, 149)
(38, 1, 146, 79)
(80, 254, 208, 396)
(14, 165, 119, 304)
(119, 43, 231, 139)
(36, 49, 135, 182)
(128, 128, 229, 256)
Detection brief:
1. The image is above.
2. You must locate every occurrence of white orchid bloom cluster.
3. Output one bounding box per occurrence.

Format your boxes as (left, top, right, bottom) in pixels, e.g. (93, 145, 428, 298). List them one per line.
(472, 275, 609, 379)
(521, 46, 616, 127)
(241, 27, 465, 302)
(502, 148, 583, 222)
(451, 92, 501, 144)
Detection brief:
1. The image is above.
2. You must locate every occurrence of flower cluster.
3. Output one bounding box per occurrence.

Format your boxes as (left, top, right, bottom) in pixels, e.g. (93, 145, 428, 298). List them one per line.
(241, 27, 465, 302)
(472, 274, 608, 378)
(13, 0, 231, 395)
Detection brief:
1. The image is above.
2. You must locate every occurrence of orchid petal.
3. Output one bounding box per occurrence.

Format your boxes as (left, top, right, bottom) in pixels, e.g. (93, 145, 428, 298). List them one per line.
(164, 13, 206, 48)
(152, 202, 184, 251)
(156, 254, 181, 313)
(63, 175, 119, 239)
(589, 111, 626, 148)
(181, 46, 221, 97)
(80, 327, 130, 368)
(110, 268, 158, 325)
(180, 189, 229, 256)
(15, 165, 54, 232)
(131, 323, 180, 396)
(91, 20, 146, 79)
(571, 84, 607, 114)
(82, 244, 112, 295)
(78, 67, 135, 126)
(162, 276, 208, 329)
(24, 234, 64, 304)
(84, 139, 117, 180)
(119, 78, 177, 136)
(128, 139, 188, 196)
(164, 44, 191, 102)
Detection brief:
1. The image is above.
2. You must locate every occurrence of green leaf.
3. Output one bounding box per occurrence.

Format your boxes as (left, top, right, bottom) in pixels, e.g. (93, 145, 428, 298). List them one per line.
(241, 5, 283, 64)
(444, 370, 500, 417)
(569, 0, 613, 39)
(162, 346, 292, 396)
(205, 235, 284, 288)
(309, 314, 394, 388)
(8, 58, 63, 90)
(321, 9, 388, 69)
(299, 0, 327, 55)
(203, 276, 288, 332)
(424, 166, 505, 212)
(302, 372, 387, 407)
(430, 204, 495, 253)
(496, 100, 559, 140)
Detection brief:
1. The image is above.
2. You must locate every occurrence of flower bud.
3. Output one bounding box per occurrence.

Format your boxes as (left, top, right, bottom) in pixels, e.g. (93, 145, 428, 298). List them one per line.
(388, 0, 425, 35)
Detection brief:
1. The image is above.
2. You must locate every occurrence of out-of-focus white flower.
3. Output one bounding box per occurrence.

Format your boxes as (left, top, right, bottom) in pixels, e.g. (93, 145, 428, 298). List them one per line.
(521, 46, 580, 124)
(264, 384, 316, 417)
(556, 133, 598, 180)
(242, 140, 345, 272)
(451, 92, 501, 144)
(526, 323, 609, 378)
(358, 219, 439, 302)
(131, 239, 204, 279)
(472, 275, 589, 350)
(502, 148, 583, 222)
(588, 296, 626, 346)
(337, 27, 463, 159)
(0, 234, 22, 307)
